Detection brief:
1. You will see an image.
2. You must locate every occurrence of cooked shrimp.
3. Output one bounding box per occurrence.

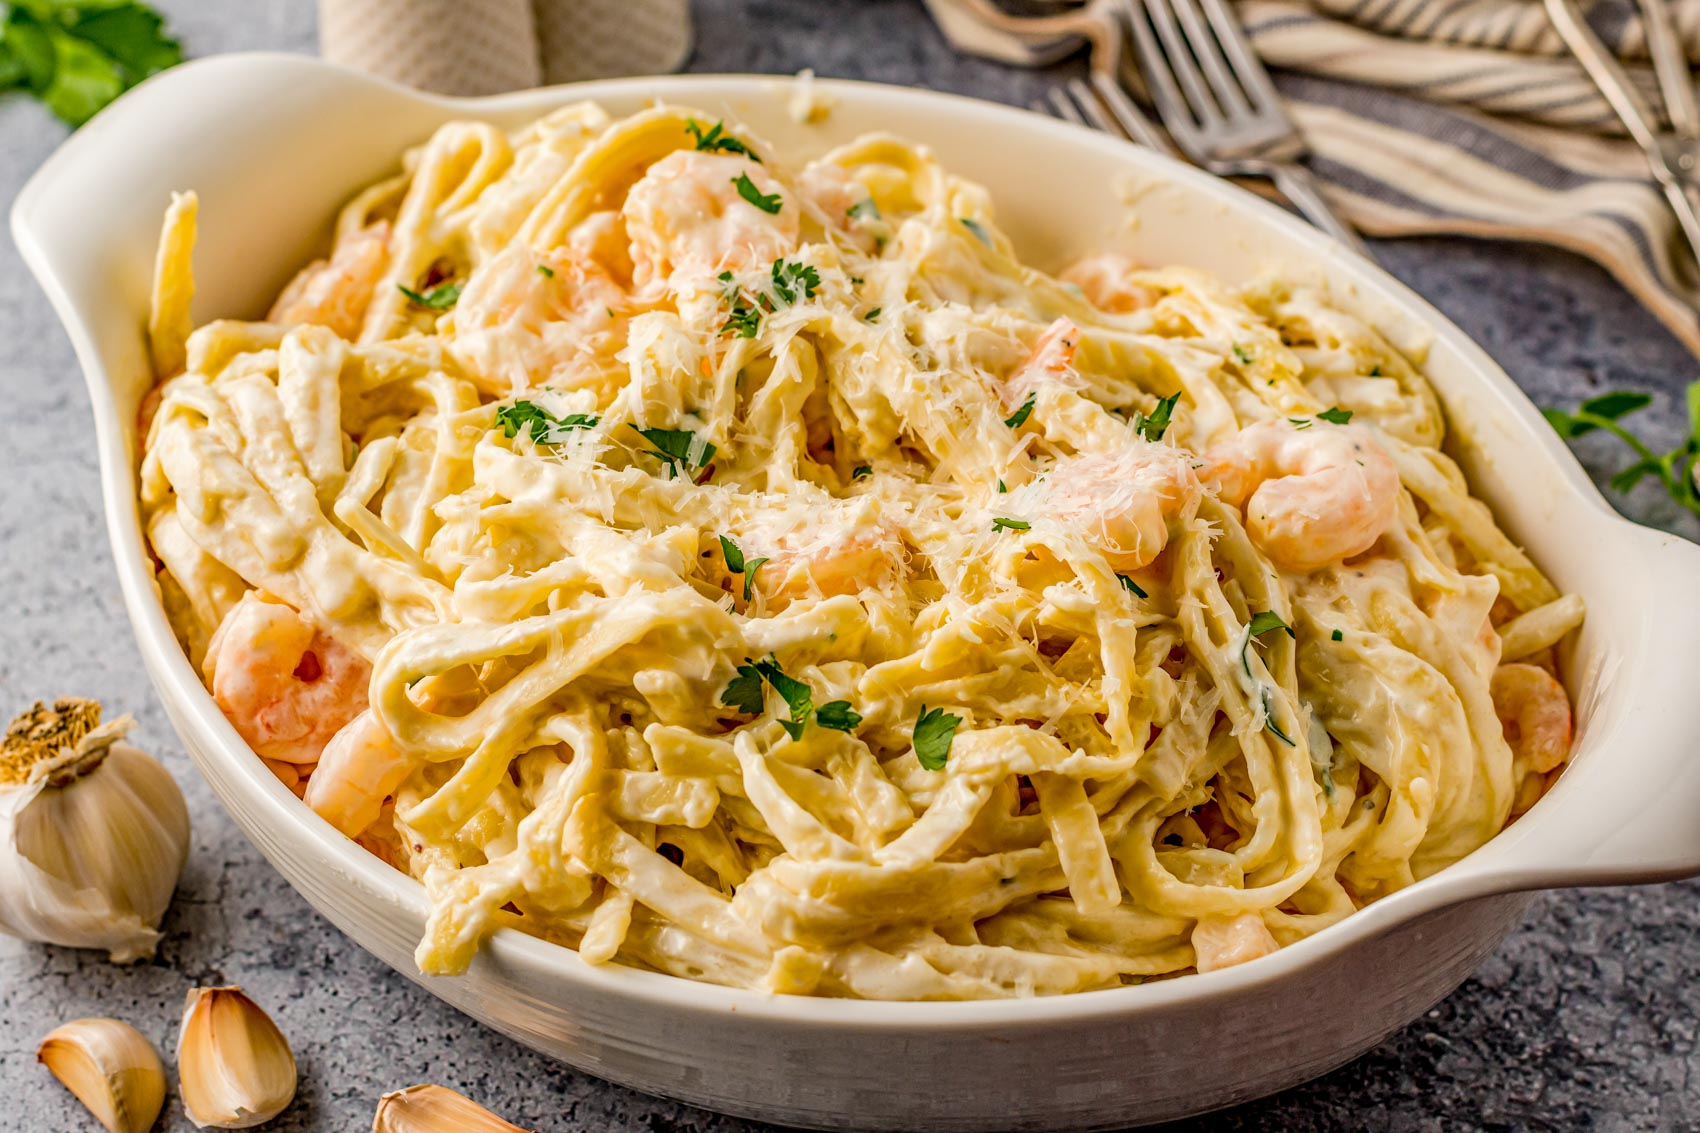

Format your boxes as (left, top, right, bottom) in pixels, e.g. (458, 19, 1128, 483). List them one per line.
(1005, 317, 1081, 405)
(303, 709, 417, 838)
(1191, 911, 1278, 973)
(444, 244, 625, 395)
(717, 500, 904, 610)
(268, 222, 391, 340)
(567, 209, 637, 287)
(622, 150, 800, 289)
(204, 592, 370, 764)
(1203, 418, 1400, 573)
(1058, 252, 1157, 314)
(1490, 663, 1572, 773)
(1025, 443, 1201, 571)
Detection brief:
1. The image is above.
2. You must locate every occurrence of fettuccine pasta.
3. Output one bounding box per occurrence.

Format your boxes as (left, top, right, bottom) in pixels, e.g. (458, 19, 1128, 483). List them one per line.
(138, 103, 1582, 999)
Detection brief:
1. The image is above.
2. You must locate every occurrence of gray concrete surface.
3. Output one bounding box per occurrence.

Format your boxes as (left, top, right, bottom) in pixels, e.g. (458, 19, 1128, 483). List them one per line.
(2, 1, 1696, 1130)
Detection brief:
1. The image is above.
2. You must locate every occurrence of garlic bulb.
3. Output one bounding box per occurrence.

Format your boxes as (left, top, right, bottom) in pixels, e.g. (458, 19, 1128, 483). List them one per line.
(38, 1016, 166, 1133)
(372, 1084, 533, 1132)
(178, 986, 297, 1129)
(0, 698, 190, 962)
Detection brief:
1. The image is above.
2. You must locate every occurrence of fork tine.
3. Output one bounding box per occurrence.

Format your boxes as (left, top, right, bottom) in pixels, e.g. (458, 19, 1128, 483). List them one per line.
(1192, 0, 1284, 116)
(1044, 85, 1089, 127)
(1064, 78, 1126, 137)
(1138, 0, 1224, 127)
(1122, 0, 1203, 138)
(1087, 72, 1174, 153)
(1164, 0, 1252, 119)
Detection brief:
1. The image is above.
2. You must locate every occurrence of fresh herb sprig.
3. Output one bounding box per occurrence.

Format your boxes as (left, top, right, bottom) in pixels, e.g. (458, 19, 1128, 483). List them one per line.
(1004, 393, 1036, 429)
(912, 704, 963, 770)
(1545, 385, 1700, 517)
(495, 401, 598, 445)
(632, 425, 716, 479)
(1, 0, 181, 127)
(718, 535, 768, 603)
(685, 119, 760, 161)
(399, 281, 462, 311)
(1131, 392, 1181, 442)
(733, 173, 782, 214)
(719, 655, 861, 739)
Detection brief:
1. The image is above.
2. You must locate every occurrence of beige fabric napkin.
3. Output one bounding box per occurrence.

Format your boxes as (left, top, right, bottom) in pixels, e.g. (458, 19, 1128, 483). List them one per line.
(318, 0, 692, 97)
(1239, 0, 1700, 356)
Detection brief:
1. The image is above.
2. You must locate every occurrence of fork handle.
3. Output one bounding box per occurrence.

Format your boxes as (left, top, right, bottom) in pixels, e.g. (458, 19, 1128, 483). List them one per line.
(1268, 162, 1373, 261)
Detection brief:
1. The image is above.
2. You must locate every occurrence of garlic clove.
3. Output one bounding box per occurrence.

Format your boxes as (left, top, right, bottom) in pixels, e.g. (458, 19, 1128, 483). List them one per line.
(38, 1017, 166, 1133)
(177, 987, 297, 1129)
(0, 698, 190, 962)
(371, 1084, 534, 1132)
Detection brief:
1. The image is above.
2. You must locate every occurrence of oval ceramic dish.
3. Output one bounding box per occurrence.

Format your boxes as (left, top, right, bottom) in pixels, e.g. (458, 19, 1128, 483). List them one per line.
(15, 55, 1700, 1132)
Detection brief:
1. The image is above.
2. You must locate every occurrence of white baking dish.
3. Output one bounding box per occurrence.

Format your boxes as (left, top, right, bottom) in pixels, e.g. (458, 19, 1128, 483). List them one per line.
(15, 54, 1700, 1131)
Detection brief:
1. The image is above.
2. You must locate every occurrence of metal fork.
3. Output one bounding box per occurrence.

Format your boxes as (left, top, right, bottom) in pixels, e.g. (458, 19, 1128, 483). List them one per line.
(952, 0, 1176, 154)
(1122, 0, 1371, 257)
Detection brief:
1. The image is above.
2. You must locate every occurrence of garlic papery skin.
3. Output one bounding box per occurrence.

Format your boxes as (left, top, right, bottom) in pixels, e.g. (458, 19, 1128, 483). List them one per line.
(38, 1017, 166, 1133)
(372, 1084, 534, 1132)
(0, 698, 190, 962)
(177, 986, 298, 1129)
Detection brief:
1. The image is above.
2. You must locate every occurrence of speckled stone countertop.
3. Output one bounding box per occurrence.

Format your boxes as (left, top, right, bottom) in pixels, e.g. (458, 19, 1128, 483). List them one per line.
(2, 1, 1697, 1130)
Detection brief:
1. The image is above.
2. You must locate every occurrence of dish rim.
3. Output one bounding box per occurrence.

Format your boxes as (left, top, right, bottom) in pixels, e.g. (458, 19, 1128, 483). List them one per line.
(15, 52, 1700, 1029)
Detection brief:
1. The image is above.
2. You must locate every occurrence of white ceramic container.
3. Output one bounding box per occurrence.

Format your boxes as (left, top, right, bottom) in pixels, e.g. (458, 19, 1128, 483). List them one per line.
(15, 55, 1700, 1132)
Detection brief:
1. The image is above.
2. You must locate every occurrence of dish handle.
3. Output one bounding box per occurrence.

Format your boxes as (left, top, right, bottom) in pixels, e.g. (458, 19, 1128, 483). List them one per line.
(1462, 522, 1700, 892)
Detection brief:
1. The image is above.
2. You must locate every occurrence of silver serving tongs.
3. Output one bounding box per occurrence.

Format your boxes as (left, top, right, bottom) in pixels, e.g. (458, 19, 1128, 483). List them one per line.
(1545, 0, 1700, 280)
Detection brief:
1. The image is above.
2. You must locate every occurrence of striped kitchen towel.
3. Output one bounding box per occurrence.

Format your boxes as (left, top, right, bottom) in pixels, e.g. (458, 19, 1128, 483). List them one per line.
(1237, 0, 1700, 356)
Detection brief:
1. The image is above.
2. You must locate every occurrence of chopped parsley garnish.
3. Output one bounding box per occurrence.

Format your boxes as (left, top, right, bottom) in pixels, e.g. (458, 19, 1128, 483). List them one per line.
(685, 118, 760, 161)
(1289, 417, 1313, 430)
(996, 479, 1007, 493)
(1331, 629, 1344, 642)
(864, 308, 881, 323)
(1232, 344, 1253, 365)
(720, 662, 766, 714)
(848, 198, 882, 222)
(632, 425, 716, 479)
(1368, 364, 1382, 377)
(722, 300, 762, 338)
(1316, 406, 1354, 425)
(732, 173, 782, 214)
(991, 517, 1030, 532)
(536, 263, 555, 278)
(495, 401, 598, 444)
(912, 704, 963, 771)
(815, 701, 863, 732)
(398, 281, 462, 311)
(743, 558, 768, 602)
(1131, 391, 1181, 442)
(1545, 384, 1700, 516)
(0, 0, 182, 127)
(852, 465, 873, 479)
(770, 258, 821, 305)
(1116, 573, 1148, 598)
(753, 656, 814, 740)
(1262, 690, 1296, 747)
(1004, 393, 1036, 429)
(719, 535, 768, 602)
(960, 217, 993, 247)
(1247, 610, 1295, 640)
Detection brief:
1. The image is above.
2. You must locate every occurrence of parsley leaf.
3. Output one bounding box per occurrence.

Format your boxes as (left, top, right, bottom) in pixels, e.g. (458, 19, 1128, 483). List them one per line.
(685, 118, 760, 161)
(960, 217, 993, 247)
(912, 704, 963, 771)
(1544, 383, 1700, 519)
(753, 656, 812, 738)
(722, 300, 762, 338)
(398, 281, 462, 311)
(536, 263, 555, 278)
(1247, 610, 1295, 640)
(1232, 344, 1253, 365)
(743, 557, 767, 603)
(1316, 406, 1354, 425)
(633, 425, 716, 478)
(1331, 629, 1344, 642)
(852, 465, 873, 479)
(864, 307, 881, 323)
(1, 2, 181, 127)
(1004, 393, 1036, 429)
(720, 662, 766, 715)
(996, 479, 1007, 493)
(991, 517, 1030, 532)
(1131, 392, 1181, 442)
(848, 198, 882, 223)
(1116, 573, 1148, 598)
(816, 701, 863, 732)
(495, 401, 598, 444)
(770, 258, 820, 305)
(733, 173, 782, 214)
(718, 534, 745, 574)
